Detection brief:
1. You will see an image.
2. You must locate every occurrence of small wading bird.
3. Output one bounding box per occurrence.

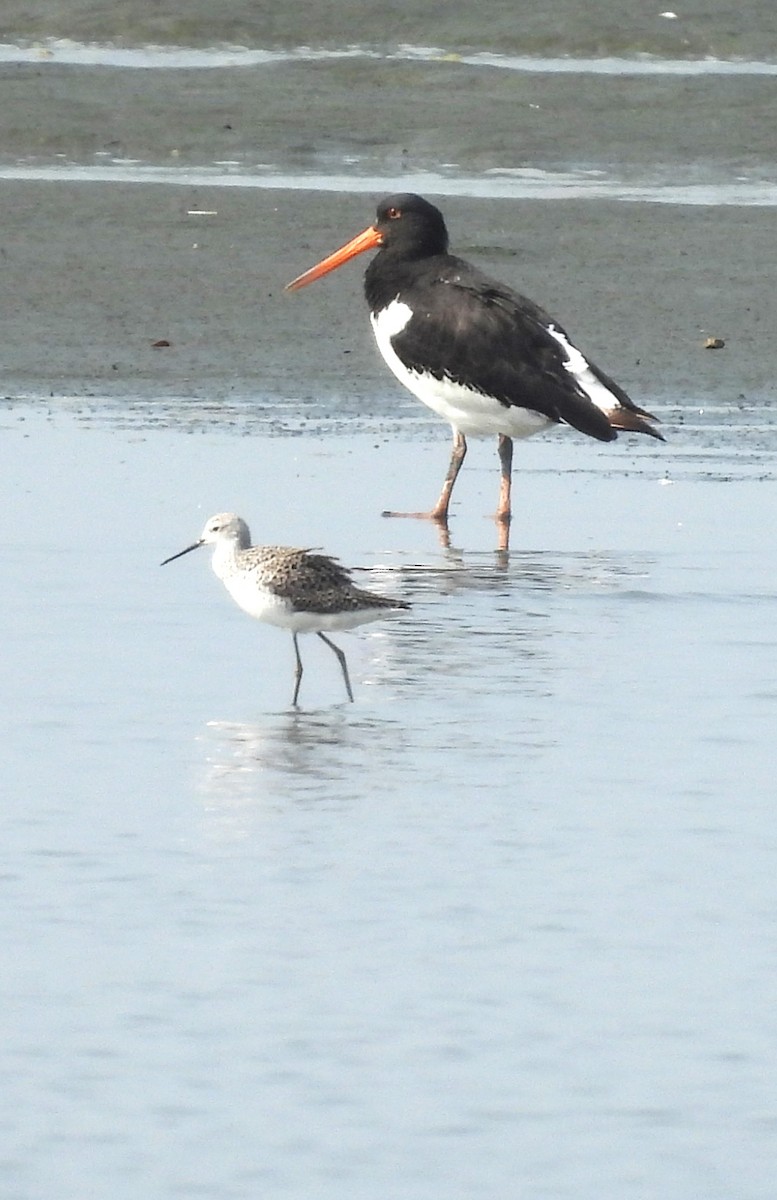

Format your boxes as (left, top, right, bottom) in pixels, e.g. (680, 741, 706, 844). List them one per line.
(287, 194, 663, 540)
(162, 513, 410, 705)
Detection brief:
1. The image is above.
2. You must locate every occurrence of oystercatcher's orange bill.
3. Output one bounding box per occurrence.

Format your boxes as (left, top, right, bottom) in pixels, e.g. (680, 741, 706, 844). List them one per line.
(285, 225, 383, 291)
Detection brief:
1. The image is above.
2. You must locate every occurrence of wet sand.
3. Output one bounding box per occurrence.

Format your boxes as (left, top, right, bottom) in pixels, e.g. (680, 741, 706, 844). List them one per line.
(3, 53, 777, 174)
(4, 0, 777, 58)
(1, 11, 774, 418)
(2, 180, 773, 412)
(0, 23, 774, 414)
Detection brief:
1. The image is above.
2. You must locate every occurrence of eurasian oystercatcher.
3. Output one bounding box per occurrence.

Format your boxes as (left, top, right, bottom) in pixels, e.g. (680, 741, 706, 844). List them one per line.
(287, 193, 663, 528)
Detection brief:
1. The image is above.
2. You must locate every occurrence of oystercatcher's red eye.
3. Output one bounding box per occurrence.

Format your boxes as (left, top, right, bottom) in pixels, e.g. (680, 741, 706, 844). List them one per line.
(387, 207, 402, 219)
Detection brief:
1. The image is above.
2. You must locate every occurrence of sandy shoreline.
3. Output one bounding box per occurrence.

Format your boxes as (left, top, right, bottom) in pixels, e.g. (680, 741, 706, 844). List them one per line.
(1, 22, 774, 420)
(1, 179, 771, 414)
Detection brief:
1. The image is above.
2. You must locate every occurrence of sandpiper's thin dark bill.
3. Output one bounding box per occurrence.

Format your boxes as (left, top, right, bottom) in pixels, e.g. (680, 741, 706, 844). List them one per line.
(160, 541, 202, 566)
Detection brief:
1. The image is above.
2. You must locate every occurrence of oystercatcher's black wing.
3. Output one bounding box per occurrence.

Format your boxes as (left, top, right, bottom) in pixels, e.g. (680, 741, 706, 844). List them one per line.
(386, 256, 660, 442)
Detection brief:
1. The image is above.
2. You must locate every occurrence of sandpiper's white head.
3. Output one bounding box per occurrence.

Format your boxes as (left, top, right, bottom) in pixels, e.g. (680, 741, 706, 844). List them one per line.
(198, 513, 252, 548)
(161, 512, 251, 566)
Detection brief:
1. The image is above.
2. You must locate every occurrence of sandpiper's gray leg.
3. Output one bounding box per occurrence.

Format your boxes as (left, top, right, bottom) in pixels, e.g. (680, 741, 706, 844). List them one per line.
(292, 633, 304, 706)
(317, 632, 354, 702)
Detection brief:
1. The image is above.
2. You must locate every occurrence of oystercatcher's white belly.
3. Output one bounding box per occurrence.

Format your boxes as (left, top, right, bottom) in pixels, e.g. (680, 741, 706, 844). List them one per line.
(371, 301, 553, 439)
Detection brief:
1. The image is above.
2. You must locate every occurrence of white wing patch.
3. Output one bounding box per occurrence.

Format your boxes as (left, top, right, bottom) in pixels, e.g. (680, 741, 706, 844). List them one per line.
(371, 300, 551, 439)
(546, 323, 621, 416)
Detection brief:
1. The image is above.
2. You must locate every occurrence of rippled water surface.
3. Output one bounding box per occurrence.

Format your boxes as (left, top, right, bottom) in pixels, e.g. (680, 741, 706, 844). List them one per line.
(3, 401, 777, 1199)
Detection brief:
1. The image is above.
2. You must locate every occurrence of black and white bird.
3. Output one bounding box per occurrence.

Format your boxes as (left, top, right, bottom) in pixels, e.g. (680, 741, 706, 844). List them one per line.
(287, 193, 663, 528)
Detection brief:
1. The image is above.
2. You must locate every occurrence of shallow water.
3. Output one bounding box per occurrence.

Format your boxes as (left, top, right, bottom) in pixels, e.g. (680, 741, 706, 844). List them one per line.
(3, 39, 777, 74)
(3, 403, 777, 1198)
(3, 162, 776, 206)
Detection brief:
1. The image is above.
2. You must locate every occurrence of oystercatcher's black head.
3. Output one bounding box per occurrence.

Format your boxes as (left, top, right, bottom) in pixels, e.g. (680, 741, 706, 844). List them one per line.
(286, 193, 449, 291)
(373, 194, 449, 259)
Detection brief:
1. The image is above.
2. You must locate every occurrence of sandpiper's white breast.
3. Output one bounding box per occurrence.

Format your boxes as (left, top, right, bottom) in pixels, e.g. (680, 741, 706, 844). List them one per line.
(214, 549, 405, 634)
(371, 301, 552, 439)
(220, 568, 292, 625)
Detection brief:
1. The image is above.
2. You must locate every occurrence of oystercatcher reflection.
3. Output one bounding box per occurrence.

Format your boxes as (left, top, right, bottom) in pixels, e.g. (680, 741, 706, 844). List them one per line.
(287, 194, 663, 532)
